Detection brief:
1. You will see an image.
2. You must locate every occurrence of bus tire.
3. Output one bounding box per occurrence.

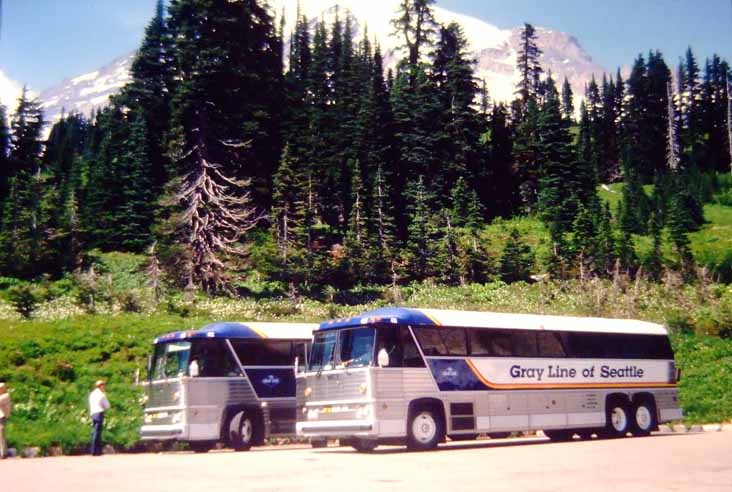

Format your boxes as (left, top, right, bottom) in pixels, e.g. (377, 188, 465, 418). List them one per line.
(407, 406, 444, 451)
(544, 429, 573, 442)
(310, 438, 328, 449)
(188, 441, 214, 453)
(631, 397, 657, 437)
(603, 397, 631, 438)
(487, 432, 511, 439)
(230, 411, 255, 451)
(352, 438, 378, 453)
(448, 433, 478, 441)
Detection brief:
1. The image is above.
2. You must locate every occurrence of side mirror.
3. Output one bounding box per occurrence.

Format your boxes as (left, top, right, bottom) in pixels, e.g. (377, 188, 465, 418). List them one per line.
(294, 355, 300, 375)
(189, 359, 200, 378)
(377, 348, 390, 368)
(146, 355, 152, 376)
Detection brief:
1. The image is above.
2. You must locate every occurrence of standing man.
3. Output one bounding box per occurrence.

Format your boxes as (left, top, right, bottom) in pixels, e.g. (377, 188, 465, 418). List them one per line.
(0, 382, 11, 459)
(88, 380, 110, 456)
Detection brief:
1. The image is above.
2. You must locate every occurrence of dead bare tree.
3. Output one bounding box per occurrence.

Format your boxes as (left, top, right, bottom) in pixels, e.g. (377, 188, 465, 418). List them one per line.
(168, 113, 264, 294)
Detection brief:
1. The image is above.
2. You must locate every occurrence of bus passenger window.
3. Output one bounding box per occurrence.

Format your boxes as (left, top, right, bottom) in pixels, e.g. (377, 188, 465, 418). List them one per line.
(400, 327, 426, 368)
(537, 332, 566, 357)
(469, 329, 511, 356)
(512, 331, 538, 357)
(191, 340, 241, 377)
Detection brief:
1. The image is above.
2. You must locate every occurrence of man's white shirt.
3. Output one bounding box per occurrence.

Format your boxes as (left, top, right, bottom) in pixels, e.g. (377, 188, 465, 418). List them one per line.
(89, 388, 110, 416)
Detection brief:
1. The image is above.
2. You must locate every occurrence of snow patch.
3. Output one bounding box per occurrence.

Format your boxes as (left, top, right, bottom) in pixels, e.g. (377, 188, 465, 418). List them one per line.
(71, 71, 100, 85)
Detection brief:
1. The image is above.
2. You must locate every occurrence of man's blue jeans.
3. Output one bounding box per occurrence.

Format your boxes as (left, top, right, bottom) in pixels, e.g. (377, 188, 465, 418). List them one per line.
(90, 413, 104, 456)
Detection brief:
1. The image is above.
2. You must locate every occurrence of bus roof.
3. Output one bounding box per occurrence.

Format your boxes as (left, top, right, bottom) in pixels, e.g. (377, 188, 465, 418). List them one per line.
(318, 307, 668, 336)
(154, 322, 316, 344)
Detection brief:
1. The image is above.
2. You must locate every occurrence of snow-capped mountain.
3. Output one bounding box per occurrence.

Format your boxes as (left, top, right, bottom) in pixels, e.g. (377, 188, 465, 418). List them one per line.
(38, 54, 134, 125)
(35, 0, 606, 124)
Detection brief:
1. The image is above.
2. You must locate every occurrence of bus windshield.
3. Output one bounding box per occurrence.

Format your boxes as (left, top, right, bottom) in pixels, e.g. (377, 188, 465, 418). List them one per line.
(150, 341, 191, 380)
(309, 331, 337, 371)
(339, 327, 375, 368)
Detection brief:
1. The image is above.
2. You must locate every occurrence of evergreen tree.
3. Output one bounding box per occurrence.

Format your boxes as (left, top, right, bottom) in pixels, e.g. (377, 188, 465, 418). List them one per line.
(0, 104, 11, 202)
(499, 228, 534, 283)
(484, 103, 517, 217)
(560, 77, 574, 122)
(391, 0, 437, 80)
(0, 88, 45, 277)
(120, 0, 173, 191)
(515, 23, 542, 109)
(405, 176, 436, 280)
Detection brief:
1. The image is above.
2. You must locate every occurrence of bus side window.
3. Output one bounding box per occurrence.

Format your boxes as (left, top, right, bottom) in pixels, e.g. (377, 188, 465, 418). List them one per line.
(192, 340, 241, 377)
(400, 327, 426, 368)
(294, 342, 308, 370)
(537, 332, 566, 357)
(376, 327, 403, 367)
(512, 331, 538, 357)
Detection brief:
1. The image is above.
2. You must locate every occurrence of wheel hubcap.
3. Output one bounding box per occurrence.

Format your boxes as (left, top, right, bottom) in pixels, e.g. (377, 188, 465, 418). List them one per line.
(413, 412, 437, 443)
(611, 407, 627, 432)
(241, 418, 253, 443)
(636, 406, 651, 431)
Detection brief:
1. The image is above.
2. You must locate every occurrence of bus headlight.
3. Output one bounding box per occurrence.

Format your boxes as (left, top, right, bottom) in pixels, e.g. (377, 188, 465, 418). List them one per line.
(173, 391, 181, 401)
(172, 411, 183, 424)
(304, 387, 312, 397)
(144, 413, 153, 424)
(307, 408, 319, 420)
(358, 383, 367, 395)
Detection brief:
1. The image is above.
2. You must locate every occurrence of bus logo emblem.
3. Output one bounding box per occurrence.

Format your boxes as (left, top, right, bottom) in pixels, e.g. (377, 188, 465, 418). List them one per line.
(441, 367, 458, 378)
(262, 375, 280, 388)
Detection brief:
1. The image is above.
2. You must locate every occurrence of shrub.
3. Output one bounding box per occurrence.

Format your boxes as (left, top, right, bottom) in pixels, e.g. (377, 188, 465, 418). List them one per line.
(8, 284, 42, 319)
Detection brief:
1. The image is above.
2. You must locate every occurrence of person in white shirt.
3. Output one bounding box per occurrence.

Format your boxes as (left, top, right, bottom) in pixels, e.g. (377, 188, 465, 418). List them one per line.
(0, 382, 11, 459)
(88, 380, 110, 456)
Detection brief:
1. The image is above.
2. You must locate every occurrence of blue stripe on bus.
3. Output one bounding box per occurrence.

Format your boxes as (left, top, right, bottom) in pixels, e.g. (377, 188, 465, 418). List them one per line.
(318, 307, 437, 331)
(427, 359, 490, 391)
(244, 368, 296, 398)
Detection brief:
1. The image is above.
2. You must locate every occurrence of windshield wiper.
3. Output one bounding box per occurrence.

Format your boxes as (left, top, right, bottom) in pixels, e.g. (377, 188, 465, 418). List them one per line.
(316, 344, 335, 377)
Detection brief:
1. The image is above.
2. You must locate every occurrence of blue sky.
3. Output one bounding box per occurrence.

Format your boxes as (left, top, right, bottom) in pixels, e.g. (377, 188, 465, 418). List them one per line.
(1, 0, 731, 92)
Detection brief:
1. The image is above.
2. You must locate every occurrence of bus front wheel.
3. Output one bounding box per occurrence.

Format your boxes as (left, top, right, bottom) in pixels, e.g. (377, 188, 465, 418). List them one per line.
(230, 411, 255, 451)
(407, 407, 443, 451)
(351, 438, 378, 453)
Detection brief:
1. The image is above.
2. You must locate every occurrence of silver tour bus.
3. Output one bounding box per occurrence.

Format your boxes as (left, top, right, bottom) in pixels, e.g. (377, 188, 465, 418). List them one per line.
(141, 322, 315, 452)
(296, 308, 682, 452)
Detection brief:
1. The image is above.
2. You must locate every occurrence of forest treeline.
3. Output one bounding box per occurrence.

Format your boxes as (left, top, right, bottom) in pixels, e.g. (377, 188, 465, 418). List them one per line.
(0, 0, 731, 296)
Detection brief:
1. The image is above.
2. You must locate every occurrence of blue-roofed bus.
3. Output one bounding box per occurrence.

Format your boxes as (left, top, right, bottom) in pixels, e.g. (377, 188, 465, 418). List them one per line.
(141, 322, 316, 452)
(296, 308, 682, 452)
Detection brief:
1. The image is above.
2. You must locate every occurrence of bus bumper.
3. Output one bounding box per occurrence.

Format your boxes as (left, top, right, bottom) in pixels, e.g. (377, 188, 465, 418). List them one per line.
(140, 424, 186, 441)
(296, 419, 374, 437)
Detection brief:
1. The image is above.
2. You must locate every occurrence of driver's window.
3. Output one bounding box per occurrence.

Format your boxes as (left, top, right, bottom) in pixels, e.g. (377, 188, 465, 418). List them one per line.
(376, 327, 403, 367)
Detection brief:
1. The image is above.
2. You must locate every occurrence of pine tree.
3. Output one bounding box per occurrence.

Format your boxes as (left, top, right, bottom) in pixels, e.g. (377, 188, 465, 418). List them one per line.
(484, 103, 517, 217)
(391, 0, 437, 78)
(120, 0, 173, 191)
(515, 23, 542, 109)
(0, 104, 11, 202)
(499, 228, 534, 283)
(0, 88, 45, 277)
(405, 176, 435, 280)
(560, 77, 574, 122)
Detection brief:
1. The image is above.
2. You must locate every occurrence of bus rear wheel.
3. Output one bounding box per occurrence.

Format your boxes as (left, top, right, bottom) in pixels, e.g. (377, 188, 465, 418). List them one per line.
(310, 438, 328, 448)
(407, 407, 443, 451)
(603, 398, 631, 438)
(631, 398, 657, 437)
(544, 429, 574, 442)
